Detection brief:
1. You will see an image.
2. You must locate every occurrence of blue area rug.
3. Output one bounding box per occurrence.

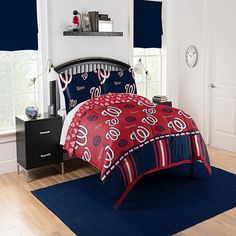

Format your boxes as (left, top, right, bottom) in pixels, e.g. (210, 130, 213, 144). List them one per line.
(32, 163, 236, 236)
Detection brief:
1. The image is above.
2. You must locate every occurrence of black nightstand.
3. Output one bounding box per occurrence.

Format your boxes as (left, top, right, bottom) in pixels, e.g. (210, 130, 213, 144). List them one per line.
(15, 113, 64, 182)
(152, 100, 172, 107)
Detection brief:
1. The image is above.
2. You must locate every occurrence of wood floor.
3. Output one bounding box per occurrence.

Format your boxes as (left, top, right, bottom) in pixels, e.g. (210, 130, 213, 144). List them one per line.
(0, 146, 235, 236)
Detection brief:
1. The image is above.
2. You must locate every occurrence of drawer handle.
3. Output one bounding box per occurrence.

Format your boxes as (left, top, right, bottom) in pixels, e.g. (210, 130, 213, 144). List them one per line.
(40, 131, 51, 135)
(40, 153, 51, 158)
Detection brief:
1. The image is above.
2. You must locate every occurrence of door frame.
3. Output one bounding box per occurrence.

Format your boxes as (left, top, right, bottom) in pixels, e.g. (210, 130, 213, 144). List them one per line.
(203, 0, 213, 145)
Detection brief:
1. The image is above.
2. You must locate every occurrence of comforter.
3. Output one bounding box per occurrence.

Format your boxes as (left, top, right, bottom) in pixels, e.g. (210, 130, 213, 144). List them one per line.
(64, 93, 211, 208)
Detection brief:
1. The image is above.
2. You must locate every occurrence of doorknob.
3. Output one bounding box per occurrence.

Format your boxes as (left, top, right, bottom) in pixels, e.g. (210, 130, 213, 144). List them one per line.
(210, 83, 216, 88)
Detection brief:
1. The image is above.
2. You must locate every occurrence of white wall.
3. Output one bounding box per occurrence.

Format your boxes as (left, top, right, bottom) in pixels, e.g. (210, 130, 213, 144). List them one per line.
(0, 141, 16, 174)
(176, 0, 208, 136)
(165, 0, 180, 107)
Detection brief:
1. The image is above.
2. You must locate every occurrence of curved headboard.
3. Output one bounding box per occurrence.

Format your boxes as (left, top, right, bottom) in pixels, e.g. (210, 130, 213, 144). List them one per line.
(51, 57, 131, 114)
(54, 57, 130, 74)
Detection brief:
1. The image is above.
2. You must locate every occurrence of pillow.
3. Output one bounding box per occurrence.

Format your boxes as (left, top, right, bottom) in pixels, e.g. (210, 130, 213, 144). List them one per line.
(59, 71, 103, 113)
(100, 69, 137, 94)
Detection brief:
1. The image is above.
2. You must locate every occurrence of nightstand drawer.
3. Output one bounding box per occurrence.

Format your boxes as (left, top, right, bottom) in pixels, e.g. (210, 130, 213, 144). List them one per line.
(25, 119, 61, 143)
(27, 147, 62, 169)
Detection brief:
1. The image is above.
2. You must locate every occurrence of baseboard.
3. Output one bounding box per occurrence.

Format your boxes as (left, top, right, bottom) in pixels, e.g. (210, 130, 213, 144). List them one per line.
(0, 159, 17, 175)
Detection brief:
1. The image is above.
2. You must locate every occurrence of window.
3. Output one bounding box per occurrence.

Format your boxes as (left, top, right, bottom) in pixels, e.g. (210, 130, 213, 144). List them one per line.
(133, 48, 165, 100)
(0, 51, 39, 131)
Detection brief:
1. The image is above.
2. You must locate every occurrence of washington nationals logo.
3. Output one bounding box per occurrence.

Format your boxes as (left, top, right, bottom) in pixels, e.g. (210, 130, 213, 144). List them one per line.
(97, 69, 111, 84)
(82, 147, 91, 162)
(59, 73, 72, 92)
(130, 126, 150, 143)
(105, 118, 119, 127)
(138, 100, 156, 108)
(142, 115, 158, 126)
(178, 110, 192, 119)
(104, 146, 114, 169)
(90, 86, 101, 98)
(128, 67, 135, 79)
(106, 127, 120, 141)
(118, 70, 124, 77)
(125, 84, 136, 94)
(81, 72, 88, 80)
(101, 106, 122, 117)
(168, 118, 187, 132)
(141, 108, 158, 126)
(142, 108, 156, 115)
(76, 125, 88, 146)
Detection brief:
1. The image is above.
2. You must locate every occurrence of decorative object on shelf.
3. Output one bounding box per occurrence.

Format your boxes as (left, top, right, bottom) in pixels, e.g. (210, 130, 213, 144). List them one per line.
(81, 14, 92, 32)
(72, 10, 81, 31)
(185, 45, 198, 68)
(133, 58, 151, 97)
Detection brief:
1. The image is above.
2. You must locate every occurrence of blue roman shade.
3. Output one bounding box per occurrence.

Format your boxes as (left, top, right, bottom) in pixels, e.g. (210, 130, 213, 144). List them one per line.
(0, 0, 38, 51)
(134, 0, 163, 48)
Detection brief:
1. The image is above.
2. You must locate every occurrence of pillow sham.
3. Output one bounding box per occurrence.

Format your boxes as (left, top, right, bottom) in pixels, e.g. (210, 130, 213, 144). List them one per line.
(59, 71, 103, 113)
(99, 69, 137, 94)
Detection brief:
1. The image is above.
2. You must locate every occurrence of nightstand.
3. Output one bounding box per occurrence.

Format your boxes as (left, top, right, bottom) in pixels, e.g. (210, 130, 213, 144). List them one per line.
(15, 113, 64, 182)
(152, 100, 172, 107)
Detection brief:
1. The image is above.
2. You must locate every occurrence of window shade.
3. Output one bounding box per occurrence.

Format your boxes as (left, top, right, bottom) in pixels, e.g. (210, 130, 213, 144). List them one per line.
(134, 0, 163, 48)
(0, 0, 38, 51)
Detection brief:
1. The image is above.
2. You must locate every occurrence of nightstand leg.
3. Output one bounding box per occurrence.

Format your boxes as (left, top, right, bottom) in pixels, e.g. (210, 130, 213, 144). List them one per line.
(17, 164, 20, 174)
(26, 171, 29, 183)
(61, 162, 64, 175)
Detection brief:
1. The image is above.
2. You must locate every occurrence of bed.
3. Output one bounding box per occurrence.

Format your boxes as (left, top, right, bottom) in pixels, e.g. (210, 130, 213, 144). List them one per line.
(52, 57, 211, 208)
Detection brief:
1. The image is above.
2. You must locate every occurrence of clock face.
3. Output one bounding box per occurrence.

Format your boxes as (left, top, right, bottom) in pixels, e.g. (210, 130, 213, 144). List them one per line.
(185, 46, 198, 68)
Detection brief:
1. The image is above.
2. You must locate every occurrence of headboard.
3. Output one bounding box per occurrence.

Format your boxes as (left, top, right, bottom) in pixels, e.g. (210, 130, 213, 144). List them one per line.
(50, 57, 131, 114)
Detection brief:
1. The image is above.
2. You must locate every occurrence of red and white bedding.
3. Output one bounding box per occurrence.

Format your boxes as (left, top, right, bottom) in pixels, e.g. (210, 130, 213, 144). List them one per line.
(63, 93, 211, 208)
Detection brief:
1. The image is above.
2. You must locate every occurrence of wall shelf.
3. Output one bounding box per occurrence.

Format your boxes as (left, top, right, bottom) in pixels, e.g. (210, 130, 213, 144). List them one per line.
(63, 31, 123, 37)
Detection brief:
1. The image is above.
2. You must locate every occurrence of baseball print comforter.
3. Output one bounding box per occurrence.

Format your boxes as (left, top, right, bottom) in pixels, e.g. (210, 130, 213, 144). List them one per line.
(64, 93, 211, 208)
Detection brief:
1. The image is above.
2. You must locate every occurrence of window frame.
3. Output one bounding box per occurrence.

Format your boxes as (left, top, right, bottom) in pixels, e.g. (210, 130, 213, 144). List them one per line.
(0, 0, 47, 141)
(133, 48, 165, 100)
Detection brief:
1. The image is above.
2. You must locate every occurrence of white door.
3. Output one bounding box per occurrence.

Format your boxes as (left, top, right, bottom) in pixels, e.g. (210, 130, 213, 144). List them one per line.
(209, 0, 236, 153)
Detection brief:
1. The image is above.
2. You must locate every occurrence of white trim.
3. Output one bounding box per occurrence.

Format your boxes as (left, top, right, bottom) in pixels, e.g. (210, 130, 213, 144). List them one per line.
(128, 0, 134, 65)
(203, 0, 213, 144)
(37, 0, 50, 112)
(0, 160, 16, 175)
(0, 131, 16, 144)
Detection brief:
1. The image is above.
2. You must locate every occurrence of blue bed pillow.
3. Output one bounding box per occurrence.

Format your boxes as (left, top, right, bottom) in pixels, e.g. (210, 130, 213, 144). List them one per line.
(100, 69, 137, 94)
(59, 71, 103, 113)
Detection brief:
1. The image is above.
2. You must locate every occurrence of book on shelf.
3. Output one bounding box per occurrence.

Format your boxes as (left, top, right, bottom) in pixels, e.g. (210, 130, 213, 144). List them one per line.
(98, 20, 113, 32)
(98, 14, 110, 21)
(88, 11, 99, 32)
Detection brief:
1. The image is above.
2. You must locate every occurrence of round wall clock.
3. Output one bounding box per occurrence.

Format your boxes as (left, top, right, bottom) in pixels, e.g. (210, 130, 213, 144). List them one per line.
(185, 45, 198, 68)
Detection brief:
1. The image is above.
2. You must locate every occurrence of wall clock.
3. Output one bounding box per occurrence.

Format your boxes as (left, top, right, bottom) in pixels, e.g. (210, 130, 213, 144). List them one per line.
(185, 45, 198, 68)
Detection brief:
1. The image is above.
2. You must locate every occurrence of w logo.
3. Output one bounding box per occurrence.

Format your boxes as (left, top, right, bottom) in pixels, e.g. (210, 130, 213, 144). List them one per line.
(97, 69, 110, 84)
(125, 84, 136, 94)
(90, 86, 101, 98)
